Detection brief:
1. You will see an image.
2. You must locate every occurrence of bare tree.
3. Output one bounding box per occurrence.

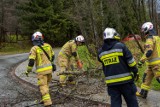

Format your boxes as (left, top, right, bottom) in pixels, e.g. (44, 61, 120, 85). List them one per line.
(0, 0, 5, 47)
(148, 0, 158, 32)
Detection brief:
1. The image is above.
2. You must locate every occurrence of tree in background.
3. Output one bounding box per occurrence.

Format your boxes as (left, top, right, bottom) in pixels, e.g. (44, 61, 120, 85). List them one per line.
(66, 0, 148, 53)
(17, 0, 79, 46)
(0, 0, 20, 47)
(0, 0, 156, 52)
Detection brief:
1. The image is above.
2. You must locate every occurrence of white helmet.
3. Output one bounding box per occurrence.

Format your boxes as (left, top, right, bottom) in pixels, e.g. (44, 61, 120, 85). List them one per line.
(75, 35, 85, 42)
(103, 28, 120, 40)
(32, 31, 44, 41)
(141, 22, 153, 34)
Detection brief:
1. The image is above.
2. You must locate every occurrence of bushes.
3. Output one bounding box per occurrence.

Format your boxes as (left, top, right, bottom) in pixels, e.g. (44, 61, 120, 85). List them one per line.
(77, 45, 98, 70)
(77, 45, 104, 78)
(0, 41, 32, 55)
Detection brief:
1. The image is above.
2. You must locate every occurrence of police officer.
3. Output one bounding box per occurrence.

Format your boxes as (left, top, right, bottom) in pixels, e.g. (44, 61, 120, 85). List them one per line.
(98, 28, 139, 107)
(58, 35, 84, 87)
(25, 31, 55, 107)
(136, 22, 160, 99)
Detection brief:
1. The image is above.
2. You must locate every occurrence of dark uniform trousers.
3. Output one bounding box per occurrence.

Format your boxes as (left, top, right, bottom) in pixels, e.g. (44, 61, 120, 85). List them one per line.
(107, 83, 139, 107)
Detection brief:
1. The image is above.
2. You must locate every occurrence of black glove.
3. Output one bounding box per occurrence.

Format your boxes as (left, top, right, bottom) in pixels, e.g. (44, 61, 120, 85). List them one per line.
(25, 71, 29, 77)
(52, 64, 56, 71)
(156, 77, 160, 83)
(138, 61, 143, 68)
(142, 73, 147, 82)
(134, 73, 139, 81)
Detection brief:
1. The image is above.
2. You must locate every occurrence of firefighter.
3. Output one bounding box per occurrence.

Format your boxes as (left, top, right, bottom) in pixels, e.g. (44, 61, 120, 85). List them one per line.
(136, 22, 160, 99)
(58, 35, 84, 87)
(25, 31, 55, 107)
(98, 28, 139, 107)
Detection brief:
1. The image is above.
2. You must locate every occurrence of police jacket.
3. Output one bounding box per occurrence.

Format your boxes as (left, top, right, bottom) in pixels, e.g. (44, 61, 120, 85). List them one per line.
(98, 39, 138, 86)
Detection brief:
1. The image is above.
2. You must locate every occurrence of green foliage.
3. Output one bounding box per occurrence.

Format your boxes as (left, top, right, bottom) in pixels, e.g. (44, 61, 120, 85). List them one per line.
(135, 65, 146, 87)
(77, 45, 103, 78)
(136, 65, 160, 91)
(0, 42, 31, 55)
(151, 78, 160, 90)
(77, 45, 98, 70)
(16, 0, 79, 46)
(102, 0, 140, 38)
(7, 35, 28, 42)
(15, 0, 148, 48)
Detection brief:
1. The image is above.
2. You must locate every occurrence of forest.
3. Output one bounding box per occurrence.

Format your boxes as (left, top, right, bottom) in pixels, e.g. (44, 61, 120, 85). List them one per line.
(0, 0, 159, 48)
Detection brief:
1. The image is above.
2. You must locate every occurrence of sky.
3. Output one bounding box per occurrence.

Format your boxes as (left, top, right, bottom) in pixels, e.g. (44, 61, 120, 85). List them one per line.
(157, 0, 160, 13)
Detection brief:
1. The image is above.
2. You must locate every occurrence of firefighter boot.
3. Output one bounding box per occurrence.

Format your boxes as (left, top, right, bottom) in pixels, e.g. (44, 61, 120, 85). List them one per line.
(67, 76, 76, 85)
(60, 75, 67, 87)
(68, 81, 76, 85)
(136, 89, 148, 99)
(45, 105, 51, 107)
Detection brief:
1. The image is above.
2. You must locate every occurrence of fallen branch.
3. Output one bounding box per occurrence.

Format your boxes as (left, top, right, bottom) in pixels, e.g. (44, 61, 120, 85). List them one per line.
(56, 70, 86, 76)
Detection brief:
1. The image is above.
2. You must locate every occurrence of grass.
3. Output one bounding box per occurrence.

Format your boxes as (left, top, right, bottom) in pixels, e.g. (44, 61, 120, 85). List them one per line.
(77, 45, 98, 70)
(136, 64, 160, 91)
(0, 42, 32, 55)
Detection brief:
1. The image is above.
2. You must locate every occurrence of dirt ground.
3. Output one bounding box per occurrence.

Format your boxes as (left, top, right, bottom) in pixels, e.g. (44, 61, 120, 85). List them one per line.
(12, 76, 108, 107)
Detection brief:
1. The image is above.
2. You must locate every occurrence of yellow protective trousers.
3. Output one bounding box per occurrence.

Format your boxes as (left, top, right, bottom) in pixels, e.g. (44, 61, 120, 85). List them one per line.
(37, 73, 52, 106)
(58, 54, 77, 85)
(141, 64, 160, 91)
(58, 55, 69, 85)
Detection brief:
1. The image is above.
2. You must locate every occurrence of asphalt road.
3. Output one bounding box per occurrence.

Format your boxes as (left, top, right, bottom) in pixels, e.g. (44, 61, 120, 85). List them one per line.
(0, 53, 40, 107)
(1, 52, 160, 107)
(0, 50, 108, 107)
(0, 50, 102, 107)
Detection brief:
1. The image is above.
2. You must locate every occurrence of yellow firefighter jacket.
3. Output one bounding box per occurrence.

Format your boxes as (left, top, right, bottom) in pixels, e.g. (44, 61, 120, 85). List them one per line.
(140, 35, 160, 65)
(58, 40, 79, 61)
(29, 43, 54, 74)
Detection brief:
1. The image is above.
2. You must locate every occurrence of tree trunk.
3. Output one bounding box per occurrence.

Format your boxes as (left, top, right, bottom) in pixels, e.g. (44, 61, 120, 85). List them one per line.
(0, 0, 5, 46)
(141, 0, 147, 21)
(88, 0, 98, 50)
(72, 0, 88, 42)
(100, 0, 104, 32)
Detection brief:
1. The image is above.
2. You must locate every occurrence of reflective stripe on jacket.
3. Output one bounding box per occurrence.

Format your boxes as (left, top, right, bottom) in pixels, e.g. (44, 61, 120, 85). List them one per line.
(58, 40, 79, 60)
(105, 73, 132, 84)
(98, 41, 137, 86)
(141, 36, 160, 65)
(29, 43, 54, 73)
(42, 93, 51, 101)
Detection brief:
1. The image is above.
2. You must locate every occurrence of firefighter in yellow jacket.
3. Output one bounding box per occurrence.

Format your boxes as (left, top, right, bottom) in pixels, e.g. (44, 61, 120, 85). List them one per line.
(25, 31, 55, 107)
(58, 35, 84, 87)
(136, 22, 160, 98)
